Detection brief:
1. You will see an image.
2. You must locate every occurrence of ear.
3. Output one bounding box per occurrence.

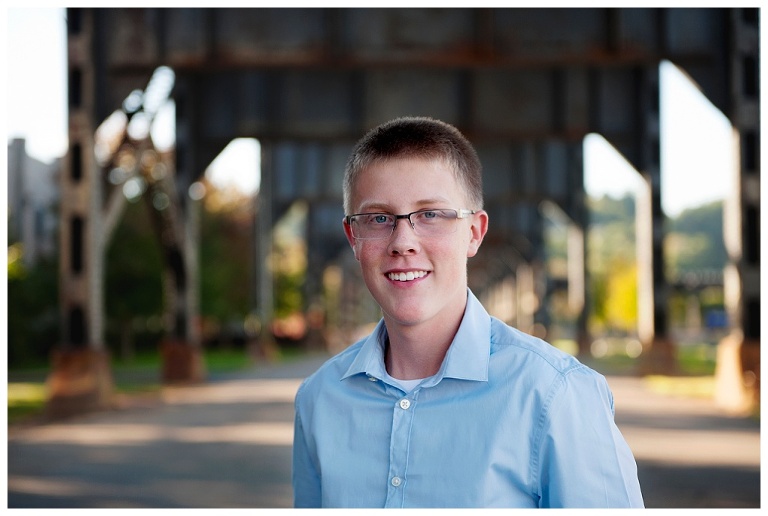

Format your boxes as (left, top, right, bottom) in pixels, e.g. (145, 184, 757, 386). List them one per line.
(342, 217, 360, 260)
(466, 210, 488, 258)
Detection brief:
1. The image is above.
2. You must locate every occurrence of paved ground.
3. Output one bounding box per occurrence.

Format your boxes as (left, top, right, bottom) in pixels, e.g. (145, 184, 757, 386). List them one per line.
(609, 374, 760, 508)
(7, 354, 760, 508)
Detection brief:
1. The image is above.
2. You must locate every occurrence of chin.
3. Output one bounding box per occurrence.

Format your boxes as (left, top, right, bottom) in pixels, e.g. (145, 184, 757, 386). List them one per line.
(381, 302, 431, 326)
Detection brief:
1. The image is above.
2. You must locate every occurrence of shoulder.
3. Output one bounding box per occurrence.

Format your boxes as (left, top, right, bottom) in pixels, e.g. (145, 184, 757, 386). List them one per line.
(489, 318, 583, 373)
(488, 317, 608, 390)
(488, 317, 616, 415)
(295, 338, 365, 401)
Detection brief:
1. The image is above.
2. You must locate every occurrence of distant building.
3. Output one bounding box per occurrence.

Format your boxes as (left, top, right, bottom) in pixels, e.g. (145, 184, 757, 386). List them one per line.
(7, 138, 60, 265)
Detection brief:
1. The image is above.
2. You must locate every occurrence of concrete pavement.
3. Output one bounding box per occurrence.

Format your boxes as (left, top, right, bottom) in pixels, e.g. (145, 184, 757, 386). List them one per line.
(7, 354, 760, 508)
(610, 374, 760, 508)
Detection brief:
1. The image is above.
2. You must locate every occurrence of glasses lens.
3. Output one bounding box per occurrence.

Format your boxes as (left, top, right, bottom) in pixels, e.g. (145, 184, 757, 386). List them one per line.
(352, 213, 394, 239)
(411, 209, 458, 236)
(350, 209, 461, 239)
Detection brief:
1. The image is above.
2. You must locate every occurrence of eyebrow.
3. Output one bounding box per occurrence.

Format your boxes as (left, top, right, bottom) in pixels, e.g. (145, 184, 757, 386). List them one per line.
(357, 197, 453, 213)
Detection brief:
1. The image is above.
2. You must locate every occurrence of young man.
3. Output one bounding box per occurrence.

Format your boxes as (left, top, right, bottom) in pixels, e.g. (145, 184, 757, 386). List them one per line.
(292, 117, 644, 508)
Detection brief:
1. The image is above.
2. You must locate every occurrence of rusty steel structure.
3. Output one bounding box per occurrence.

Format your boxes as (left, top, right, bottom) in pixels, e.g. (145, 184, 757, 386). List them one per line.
(53, 8, 759, 415)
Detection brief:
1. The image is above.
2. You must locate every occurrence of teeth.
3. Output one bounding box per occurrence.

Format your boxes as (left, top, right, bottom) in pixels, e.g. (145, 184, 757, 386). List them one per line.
(388, 271, 427, 282)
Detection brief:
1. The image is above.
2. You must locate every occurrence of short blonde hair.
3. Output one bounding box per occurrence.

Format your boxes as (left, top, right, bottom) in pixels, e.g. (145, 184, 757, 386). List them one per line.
(343, 117, 483, 214)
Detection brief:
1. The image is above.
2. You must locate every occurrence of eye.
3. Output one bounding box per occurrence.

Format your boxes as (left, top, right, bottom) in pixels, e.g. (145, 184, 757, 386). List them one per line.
(371, 214, 391, 225)
(416, 210, 446, 223)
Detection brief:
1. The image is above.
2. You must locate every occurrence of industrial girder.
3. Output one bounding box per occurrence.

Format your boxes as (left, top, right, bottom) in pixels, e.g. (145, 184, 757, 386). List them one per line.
(54, 8, 759, 415)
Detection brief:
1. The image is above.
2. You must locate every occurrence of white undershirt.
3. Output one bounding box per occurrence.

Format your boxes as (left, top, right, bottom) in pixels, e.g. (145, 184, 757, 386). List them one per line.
(383, 372, 426, 393)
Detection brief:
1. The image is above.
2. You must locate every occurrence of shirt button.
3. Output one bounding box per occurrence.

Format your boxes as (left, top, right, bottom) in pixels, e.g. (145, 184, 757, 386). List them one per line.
(367, 375, 377, 382)
(391, 476, 402, 487)
(399, 399, 411, 410)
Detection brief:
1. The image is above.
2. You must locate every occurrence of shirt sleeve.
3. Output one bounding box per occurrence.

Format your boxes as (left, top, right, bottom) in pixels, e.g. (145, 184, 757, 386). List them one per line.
(533, 367, 645, 508)
(292, 388, 322, 508)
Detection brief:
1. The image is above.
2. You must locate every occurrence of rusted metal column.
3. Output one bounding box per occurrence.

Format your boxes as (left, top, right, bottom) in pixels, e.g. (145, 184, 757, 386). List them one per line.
(566, 142, 589, 357)
(715, 8, 760, 413)
(636, 65, 677, 375)
(184, 187, 203, 352)
(567, 221, 588, 354)
(161, 74, 206, 383)
(47, 8, 113, 417)
(252, 142, 276, 357)
(515, 262, 536, 336)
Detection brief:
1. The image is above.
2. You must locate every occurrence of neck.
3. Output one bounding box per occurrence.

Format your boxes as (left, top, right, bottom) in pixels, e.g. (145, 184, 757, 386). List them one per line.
(383, 301, 466, 381)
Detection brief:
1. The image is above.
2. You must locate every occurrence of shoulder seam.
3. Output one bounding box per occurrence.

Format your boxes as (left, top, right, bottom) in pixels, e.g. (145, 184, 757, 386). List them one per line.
(490, 317, 584, 376)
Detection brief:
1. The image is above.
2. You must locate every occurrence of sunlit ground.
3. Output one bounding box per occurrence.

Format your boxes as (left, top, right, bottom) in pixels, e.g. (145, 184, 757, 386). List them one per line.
(7, 377, 304, 508)
(8, 343, 722, 425)
(7, 346, 759, 508)
(645, 375, 715, 399)
(7, 349, 264, 424)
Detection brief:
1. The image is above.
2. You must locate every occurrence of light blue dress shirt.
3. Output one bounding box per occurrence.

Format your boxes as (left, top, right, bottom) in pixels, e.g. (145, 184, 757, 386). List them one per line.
(292, 290, 644, 508)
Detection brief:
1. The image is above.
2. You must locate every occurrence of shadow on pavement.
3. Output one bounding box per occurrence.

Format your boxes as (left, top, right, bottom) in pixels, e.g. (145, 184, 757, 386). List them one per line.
(7, 354, 761, 508)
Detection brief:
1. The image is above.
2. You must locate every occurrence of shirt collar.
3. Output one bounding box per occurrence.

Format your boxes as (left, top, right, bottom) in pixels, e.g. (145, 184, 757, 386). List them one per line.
(341, 320, 389, 381)
(341, 289, 490, 384)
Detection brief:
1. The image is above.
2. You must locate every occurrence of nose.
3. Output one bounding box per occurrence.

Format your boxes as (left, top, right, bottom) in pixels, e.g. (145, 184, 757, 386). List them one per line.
(388, 217, 419, 255)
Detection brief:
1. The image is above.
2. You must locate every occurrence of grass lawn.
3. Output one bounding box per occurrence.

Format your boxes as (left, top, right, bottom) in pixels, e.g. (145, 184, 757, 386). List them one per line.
(7, 349, 261, 425)
(7, 382, 48, 423)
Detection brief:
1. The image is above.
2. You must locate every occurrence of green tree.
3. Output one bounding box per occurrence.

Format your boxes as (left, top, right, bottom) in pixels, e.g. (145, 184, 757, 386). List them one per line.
(587, 195, 726, 338)
(198, 187, 254, 345)
(604, 260, 638, 332)
(587, 194, 637, 335)
(589, 194, 635, 226)
(105, 200, 165, 359)
(7, 247, 60, 368)
(666, 201, 726, 276)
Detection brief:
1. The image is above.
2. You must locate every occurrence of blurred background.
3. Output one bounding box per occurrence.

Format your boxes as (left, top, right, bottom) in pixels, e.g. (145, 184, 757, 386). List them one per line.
(6, 6, 760, 509)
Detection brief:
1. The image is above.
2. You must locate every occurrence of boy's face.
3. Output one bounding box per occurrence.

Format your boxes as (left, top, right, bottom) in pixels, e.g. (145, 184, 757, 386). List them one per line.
(343, 157, 487, 331)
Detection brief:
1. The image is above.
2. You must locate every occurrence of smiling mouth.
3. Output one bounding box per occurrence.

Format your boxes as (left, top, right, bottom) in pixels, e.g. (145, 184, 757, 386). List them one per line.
(387, 271, 428, 282)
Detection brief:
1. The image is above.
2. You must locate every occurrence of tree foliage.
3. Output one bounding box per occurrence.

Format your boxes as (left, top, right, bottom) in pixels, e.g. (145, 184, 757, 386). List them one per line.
(586, 195, 726, 335)
(7, 249, 60, 367)
(9, 185, 729, 367)
(666, 201, 726, 276)
(604, 259, 638, 332)
(104, 200, 165, 356)
(199, 196, 253, 324)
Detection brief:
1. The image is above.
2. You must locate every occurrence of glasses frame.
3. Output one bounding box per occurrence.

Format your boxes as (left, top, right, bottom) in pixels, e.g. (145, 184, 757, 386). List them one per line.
(345, 208, 476, 240)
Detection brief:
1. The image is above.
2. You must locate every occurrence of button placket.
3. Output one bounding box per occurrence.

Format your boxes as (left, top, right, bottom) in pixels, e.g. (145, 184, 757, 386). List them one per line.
(385, 395, 416, 507)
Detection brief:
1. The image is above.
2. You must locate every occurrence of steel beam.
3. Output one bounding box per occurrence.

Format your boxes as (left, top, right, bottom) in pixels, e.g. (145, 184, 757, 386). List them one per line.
(49, 8, 113, 417)
(56, 9, 758, 410)
(716, 8, 760, 413)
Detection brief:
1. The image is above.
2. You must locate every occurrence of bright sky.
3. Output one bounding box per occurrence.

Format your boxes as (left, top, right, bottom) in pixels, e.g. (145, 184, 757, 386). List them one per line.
(7, 8, 734, 215)
(584, 60, 733, 216)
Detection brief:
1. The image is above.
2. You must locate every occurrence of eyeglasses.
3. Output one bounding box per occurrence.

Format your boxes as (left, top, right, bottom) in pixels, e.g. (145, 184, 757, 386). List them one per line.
(345, 208, 476, 240)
